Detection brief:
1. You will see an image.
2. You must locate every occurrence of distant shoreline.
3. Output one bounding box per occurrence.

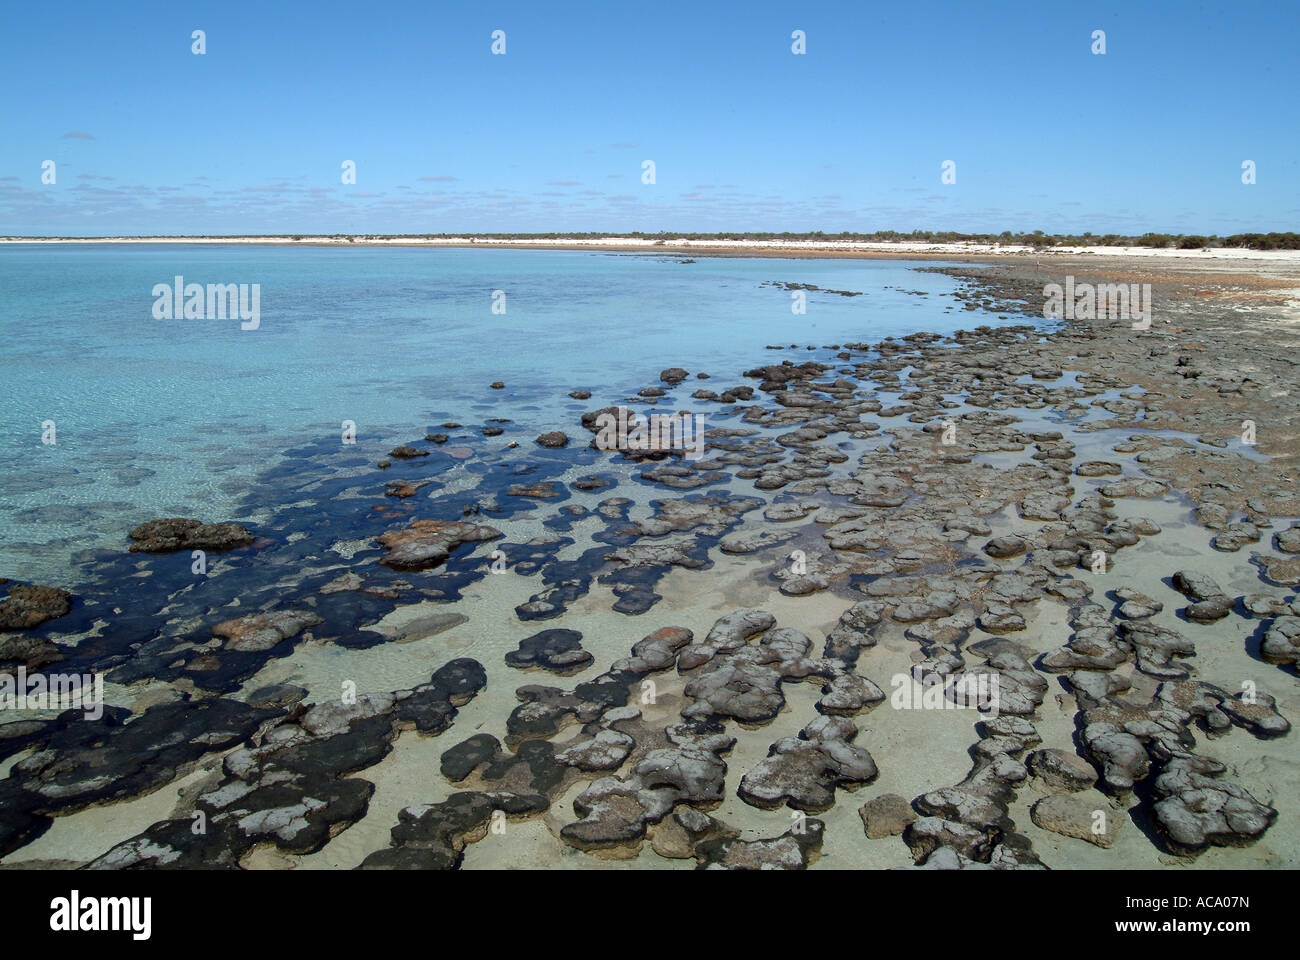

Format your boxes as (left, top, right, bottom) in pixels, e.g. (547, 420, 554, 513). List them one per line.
(5, 235, 1300, 263)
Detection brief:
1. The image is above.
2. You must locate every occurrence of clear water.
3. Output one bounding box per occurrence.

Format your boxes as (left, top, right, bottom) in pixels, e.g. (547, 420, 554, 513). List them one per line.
(0, 244, 996, 581)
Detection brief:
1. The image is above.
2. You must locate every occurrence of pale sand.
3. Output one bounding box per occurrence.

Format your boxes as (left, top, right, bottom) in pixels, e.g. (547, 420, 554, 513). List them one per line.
(5, 235, 1300, 263)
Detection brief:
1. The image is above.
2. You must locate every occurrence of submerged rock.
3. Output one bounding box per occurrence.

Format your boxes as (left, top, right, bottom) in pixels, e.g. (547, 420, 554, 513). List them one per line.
(87, 658, 488, 868)
(0, 585, 72, 632)
(12, 698, 282, 817)
(359, 791, 547, 869)
(212, 610, 324, 652)
(441, 733, 567, 798)
(504, 628, 593, 675)
(127, 518, 254, 553)
(375, 519, 501, 570)
(388, 445, 429, 459)
(506, 482, 561, 499)
(0, 634, 64, 672)
(318, 572, 364, 594)
(983, 536, 1027, 559)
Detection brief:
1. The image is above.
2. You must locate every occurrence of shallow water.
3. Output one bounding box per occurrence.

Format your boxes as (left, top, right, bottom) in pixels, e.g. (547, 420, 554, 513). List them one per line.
(0, 246, 989, 581)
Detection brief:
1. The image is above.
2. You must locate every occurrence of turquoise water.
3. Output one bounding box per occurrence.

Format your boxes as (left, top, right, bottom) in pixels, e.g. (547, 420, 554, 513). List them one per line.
(0, 245, 995, 581)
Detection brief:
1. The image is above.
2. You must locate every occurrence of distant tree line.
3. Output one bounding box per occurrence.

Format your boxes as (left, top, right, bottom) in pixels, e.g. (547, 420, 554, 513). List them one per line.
(33, 230, 1300, 250)
(364, 230, 1300, 250)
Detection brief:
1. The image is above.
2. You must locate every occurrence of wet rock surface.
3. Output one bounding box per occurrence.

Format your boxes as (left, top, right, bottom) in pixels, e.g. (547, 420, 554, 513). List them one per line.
(84, 659, 486, 868)
(127, 518, 255, 553)
(212, 609, 324, 652)
(0, 585, 71, 632)
(0, 634, 64, 672)
(358, 792, 549, 869)
(504, 628, 594, 675)
(375, 519, 502, 570)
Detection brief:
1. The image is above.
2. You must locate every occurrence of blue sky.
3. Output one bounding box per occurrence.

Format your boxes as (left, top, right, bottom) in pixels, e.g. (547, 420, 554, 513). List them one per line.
(2, 0, 1296, 236)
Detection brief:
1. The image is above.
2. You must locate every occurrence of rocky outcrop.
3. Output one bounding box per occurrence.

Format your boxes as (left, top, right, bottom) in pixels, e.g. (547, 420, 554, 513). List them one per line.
(127, 518, 254, 553)
(0, 633, 63, 671)
(212, 609, 323, 652)
(1079, 682, 1281, 854)
(562, 721, 734, 852)
(504, 628, 593, 675)
(696, 818, 824, 870)
(358, 792, 548, 869)
(0, 585, 71, 632)
(85, 659, 486, 867)
(375, 519, 501, 570)
(738, 715, 877, 812)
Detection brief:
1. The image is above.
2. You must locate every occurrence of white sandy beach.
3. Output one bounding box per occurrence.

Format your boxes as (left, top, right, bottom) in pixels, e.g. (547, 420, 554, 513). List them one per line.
(5, 235, 1300, 262)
